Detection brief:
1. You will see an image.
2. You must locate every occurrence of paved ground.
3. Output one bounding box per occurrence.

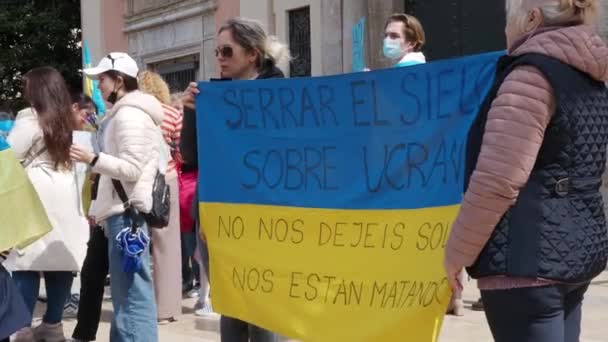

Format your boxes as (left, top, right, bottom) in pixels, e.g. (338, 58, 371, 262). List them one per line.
(30, 272, 608, 341)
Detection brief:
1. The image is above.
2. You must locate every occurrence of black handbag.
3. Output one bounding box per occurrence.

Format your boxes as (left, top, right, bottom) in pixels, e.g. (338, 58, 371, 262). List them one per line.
(112, 170, 170, 229)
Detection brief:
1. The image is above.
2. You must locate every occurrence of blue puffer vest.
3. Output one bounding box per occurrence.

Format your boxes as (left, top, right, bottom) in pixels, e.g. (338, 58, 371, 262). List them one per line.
(465, 53, 608, 283)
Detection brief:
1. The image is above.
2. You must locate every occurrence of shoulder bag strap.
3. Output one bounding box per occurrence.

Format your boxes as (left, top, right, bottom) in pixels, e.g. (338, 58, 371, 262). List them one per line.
(111, 179, 130, 209)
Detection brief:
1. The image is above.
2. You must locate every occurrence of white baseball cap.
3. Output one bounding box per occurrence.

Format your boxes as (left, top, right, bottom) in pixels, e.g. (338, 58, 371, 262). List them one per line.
(83, 52, 139, 79)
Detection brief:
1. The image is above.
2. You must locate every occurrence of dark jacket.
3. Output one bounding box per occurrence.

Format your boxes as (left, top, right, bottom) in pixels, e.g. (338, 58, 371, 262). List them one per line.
(466, 53, 608, 283)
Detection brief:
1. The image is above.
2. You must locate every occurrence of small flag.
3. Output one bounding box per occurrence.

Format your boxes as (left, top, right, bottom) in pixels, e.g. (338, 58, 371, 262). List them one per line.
(83, 41, 106, 116)
(0, 135, 52, 252)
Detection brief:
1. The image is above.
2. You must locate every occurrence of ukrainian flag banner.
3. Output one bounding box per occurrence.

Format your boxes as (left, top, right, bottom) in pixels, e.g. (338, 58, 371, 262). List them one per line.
(197, 52, 502, 341)
(0, 136, 52, 252)
(83, 41, 106, 116)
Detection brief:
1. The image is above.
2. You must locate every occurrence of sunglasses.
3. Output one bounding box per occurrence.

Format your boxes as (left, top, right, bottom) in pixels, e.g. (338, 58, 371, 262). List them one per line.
(215, 45, 234, 59)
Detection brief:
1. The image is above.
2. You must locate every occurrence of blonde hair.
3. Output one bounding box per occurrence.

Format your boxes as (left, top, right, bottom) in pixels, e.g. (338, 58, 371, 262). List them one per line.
(219, 18, 291, 73)
(507, 0, 600, 26)
(137, 70, 171, 105)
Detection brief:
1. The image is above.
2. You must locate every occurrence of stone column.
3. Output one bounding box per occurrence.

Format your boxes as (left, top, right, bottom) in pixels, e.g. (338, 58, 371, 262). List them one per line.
(342, 0, 368, 72)
(321, 0, 343, 75)
(600, 1, 608, 41)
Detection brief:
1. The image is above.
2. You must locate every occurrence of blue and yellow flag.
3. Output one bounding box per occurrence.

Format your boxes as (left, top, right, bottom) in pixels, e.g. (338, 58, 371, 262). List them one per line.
(83, 41, 106, 116)
(0, 135, 52, 252)
(196, 52, 502, 341)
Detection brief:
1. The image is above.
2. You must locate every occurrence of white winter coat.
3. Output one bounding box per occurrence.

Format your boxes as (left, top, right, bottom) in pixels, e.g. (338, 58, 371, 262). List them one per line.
(5, 108, 88, 271)
(89, 90, 165, 222)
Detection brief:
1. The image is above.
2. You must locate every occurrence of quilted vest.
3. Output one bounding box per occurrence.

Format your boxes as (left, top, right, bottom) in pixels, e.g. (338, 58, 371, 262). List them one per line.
(465, 53, 608, 283)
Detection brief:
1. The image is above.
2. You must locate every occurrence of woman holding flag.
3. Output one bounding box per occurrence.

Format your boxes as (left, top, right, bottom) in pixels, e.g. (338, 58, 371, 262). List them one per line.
(6, 67, 89, 341)
(181, 17, 290, 342)
(0, 135, 48, 342)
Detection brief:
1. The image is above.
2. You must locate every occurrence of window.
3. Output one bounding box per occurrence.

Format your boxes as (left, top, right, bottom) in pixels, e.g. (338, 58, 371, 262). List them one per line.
(405, 0, 506, 60)
(288, 6, 311, 77)
(151, 56, 198, 93)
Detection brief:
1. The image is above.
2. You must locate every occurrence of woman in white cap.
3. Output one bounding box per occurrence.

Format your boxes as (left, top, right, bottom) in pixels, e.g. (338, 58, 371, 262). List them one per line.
(71, 52, 164, 342)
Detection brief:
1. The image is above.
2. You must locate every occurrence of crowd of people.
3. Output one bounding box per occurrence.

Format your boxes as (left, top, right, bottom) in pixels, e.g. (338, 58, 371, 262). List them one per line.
(1, 0, 607, 342)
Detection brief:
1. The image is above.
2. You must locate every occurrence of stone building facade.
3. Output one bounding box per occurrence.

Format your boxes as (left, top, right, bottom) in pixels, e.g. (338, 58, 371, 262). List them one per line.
(601, 1, 608, 40)
(124, 0, 220, 90)
(82, 0, 238, 92)
(82, 0, 608, 87)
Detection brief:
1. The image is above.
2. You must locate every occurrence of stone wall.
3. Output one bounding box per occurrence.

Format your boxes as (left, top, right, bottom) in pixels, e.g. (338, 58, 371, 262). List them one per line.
(127, 0, 182, 16)
(601, 1, 608, 41)
(124, 0, 218, 80)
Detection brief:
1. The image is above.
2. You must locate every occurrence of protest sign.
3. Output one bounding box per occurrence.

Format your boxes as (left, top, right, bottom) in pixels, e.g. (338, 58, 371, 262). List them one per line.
(196, 51, 502, 341)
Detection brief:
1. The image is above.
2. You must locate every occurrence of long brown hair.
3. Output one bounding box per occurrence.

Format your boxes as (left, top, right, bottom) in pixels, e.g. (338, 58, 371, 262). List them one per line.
(23, 67, 75, 169)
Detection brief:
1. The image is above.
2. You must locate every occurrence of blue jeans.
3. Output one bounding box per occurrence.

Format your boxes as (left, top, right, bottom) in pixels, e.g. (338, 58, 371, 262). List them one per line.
(181, 231, 200, 290)
(481, 283, 589, 342)
(105, 214, 158, 342)
(12, 271, 73, 324)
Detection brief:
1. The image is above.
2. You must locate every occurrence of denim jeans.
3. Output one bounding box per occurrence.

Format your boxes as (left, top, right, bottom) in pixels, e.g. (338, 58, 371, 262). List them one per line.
(105, 213, 158, 342)
(481, 283, 589, 342)
(12, 271, 73, 324)
(181, 230, 200, 291)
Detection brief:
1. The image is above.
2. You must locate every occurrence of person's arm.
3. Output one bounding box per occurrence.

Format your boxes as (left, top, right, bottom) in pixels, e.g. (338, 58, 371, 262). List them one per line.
(180, 107, 198, 167)
(7, 111, 39, 159)
(92, 109, 156, 182)
(180, 82, 199, 168)
(446, 65, 556, 268)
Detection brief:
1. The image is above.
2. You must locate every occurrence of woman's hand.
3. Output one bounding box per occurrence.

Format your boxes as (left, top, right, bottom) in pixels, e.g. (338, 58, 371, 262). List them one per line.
(444, 258, 464, 295)
(70, 144, 95, 164)
(87, 216, 97, 227)
(182, 82, 200, 110)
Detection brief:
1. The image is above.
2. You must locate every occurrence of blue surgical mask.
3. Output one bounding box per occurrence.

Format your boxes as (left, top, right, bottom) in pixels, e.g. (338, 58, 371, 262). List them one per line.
(383, 38, 405, 60)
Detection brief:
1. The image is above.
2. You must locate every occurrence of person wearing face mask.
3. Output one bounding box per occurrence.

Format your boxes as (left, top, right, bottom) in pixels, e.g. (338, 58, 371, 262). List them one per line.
(383, 13, 426, 68)
(444, 0, 608, 341)
(71, 52, 164, 342)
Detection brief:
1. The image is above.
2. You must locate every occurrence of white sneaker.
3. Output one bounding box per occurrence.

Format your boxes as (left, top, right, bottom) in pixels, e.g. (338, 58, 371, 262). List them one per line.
(187, 288, 200, 298)
(194, 301, 218, 317)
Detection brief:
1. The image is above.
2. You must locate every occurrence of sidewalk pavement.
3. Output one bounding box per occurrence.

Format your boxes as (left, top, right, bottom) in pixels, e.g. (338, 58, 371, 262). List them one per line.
(32, 272, 608, 341)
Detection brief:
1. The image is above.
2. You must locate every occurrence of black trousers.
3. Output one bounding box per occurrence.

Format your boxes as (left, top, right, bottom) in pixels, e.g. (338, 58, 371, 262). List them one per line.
(72, 226, 109, 341)
(481, 283, 589, 342)
(220, 316, 278, 342)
